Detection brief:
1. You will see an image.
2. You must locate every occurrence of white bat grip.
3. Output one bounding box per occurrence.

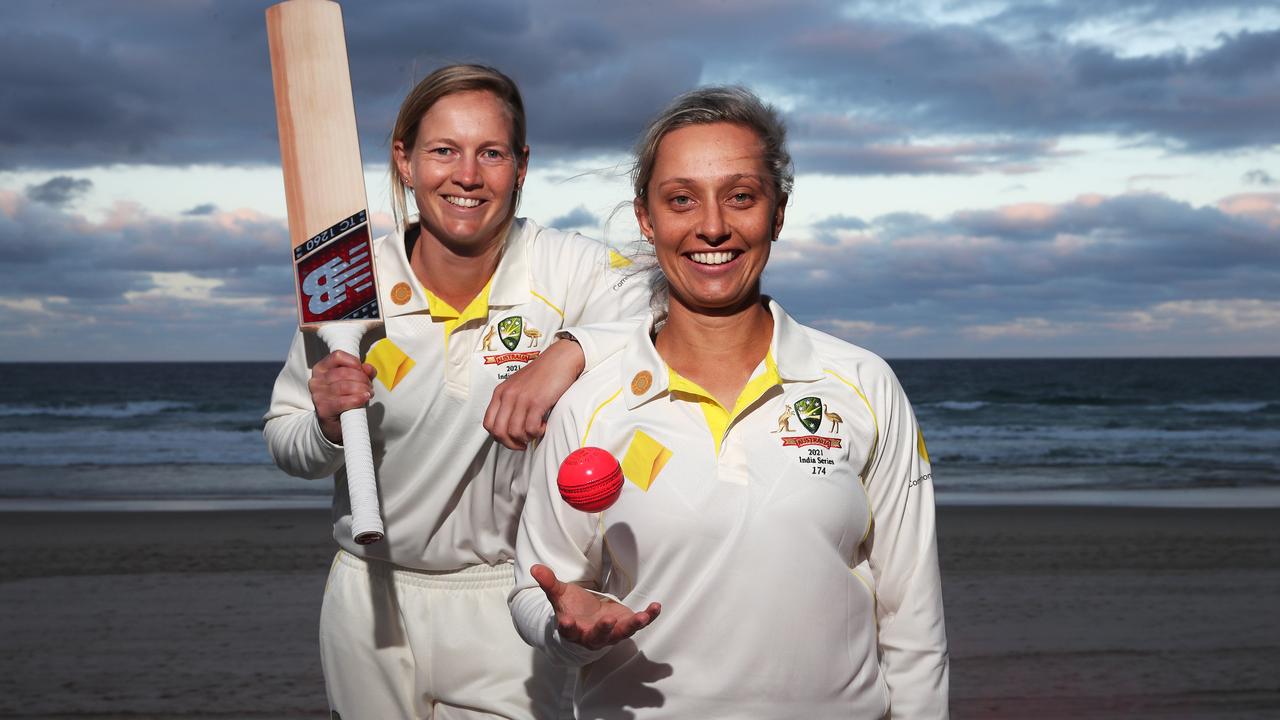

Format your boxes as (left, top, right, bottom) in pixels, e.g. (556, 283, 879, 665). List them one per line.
(317, 323, 384, 545)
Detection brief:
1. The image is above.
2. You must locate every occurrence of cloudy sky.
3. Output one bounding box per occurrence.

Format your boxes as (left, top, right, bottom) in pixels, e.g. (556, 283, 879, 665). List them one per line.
(2, 0, 1278, 360)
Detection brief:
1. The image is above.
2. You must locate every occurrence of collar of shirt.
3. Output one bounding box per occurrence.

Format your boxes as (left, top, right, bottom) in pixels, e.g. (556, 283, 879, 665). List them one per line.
(621, 297, 825, 411)
(375, 217, 536, 319)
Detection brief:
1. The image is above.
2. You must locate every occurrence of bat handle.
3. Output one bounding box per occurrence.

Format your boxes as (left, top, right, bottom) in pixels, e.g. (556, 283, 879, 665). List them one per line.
(317, 323, 385, 545)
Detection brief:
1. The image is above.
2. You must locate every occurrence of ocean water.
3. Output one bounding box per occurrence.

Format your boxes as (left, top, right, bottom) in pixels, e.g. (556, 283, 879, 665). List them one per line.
(0, 359, 1277, 508)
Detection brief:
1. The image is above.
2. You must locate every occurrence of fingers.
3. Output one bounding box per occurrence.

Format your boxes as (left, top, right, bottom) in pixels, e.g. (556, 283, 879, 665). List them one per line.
(582, 617, 618, 648)
(485, 345, 583, 449)
(545, 585, 662, 650)
(484, 383, 548, 451)
(483, 389, 526, 451)
(311, 353, 373, 407)
(609, 603, 661, 643)
(482, 391, 504, 442)
(317, 350, 364, 371)
(309, 352, 374, 443)
(561, 608, 657, 650)
(531, 564, 565, 603)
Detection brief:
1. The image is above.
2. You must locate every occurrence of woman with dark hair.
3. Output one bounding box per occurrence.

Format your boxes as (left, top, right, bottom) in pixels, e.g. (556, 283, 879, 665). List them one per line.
(511, 86, 949, 719)
(264, 64, 646, 718)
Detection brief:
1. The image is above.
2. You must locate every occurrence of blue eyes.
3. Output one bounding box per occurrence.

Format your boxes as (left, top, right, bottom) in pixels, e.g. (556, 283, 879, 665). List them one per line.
(425, 147, 508, 161)
(668, 192, 754, 209)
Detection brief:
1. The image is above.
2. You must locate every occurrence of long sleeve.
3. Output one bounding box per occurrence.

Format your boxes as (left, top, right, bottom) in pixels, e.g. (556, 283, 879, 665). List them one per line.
(861, 363, 949, 719)
(554, 241, 651, 372)
(262, 330, 344, 480)
(509, 394, 611, 667)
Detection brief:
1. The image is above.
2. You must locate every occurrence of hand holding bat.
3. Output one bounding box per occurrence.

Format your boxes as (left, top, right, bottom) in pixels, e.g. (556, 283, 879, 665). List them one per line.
(309, 352, 376, 444)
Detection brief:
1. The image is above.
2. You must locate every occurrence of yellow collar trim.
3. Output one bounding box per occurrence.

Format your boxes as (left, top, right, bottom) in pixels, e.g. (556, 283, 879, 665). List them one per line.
(424, 280, 493, 335)
(667, 352, 781, 453)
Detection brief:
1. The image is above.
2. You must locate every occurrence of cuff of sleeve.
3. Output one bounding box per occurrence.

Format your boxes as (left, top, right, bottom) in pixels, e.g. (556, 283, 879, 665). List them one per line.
(309, 413, 344, 455)
(558, 327, 603, 372)
(510, 587, 611, 667)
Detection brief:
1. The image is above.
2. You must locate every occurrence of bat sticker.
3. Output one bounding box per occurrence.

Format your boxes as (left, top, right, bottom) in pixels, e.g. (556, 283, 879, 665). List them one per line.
(294, 211, 380, 323)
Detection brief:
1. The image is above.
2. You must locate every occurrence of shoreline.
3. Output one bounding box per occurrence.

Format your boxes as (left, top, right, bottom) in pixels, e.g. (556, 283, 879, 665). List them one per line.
(2, 506, 1277, 718)
(5, 484, 1280, 512)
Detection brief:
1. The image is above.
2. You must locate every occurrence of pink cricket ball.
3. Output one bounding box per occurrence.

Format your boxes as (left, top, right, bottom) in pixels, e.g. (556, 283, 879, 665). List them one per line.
(557, 446, 623, 513)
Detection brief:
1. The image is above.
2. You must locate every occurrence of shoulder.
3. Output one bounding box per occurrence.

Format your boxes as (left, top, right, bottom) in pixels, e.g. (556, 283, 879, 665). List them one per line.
(520, 217, 605, 253)
(518, 218, 613, 270)
(801, 324, 905, 402)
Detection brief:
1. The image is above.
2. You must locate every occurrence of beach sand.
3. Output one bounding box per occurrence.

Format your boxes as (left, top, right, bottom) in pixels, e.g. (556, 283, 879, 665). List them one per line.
(1, 506, 1277, 719)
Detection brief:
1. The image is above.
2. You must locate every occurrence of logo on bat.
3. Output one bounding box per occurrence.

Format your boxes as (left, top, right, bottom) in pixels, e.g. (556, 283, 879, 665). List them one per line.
(294, 214, 378, 324)
(302, 251, 372, 315)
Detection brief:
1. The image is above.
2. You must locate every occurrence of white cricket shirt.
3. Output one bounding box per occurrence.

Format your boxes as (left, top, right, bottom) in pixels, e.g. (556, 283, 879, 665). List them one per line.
(264, 217, 647, 571)
(510, 300, 949, 719)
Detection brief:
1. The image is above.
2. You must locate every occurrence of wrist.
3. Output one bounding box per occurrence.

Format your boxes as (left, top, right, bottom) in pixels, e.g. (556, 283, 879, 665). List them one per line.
(552, 333, 586, 372)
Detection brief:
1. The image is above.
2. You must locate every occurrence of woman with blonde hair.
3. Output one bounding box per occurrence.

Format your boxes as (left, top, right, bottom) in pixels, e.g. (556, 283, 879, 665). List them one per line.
(511, 86, 949, 719)
(265, 64, 646, 718)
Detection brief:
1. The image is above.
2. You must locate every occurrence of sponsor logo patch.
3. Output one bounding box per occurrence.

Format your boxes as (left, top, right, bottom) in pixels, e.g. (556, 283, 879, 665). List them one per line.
(631, 370, 653, 395)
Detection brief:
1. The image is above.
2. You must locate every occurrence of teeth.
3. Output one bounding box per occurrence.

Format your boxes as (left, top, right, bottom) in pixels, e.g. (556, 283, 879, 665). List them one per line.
(445, 196, 481, 208)
(690, 251, 735, 265)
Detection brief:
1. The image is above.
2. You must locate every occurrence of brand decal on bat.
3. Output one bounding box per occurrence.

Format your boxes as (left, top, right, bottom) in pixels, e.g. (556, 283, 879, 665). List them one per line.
(294, 211, 379, 323)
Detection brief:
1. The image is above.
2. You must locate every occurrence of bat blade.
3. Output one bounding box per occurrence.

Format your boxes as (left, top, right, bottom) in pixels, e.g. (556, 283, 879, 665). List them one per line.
(267, 0, 379, 328)
(267, 0, 383, 544)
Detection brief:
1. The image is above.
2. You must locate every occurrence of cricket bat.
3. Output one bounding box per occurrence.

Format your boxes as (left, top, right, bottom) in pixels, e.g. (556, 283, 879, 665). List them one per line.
(266, 0, 383, 544)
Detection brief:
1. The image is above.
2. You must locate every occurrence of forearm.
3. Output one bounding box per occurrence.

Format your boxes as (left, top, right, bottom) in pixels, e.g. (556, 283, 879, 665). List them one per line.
(263, 331, 345, 479)
(263, 410, 344, 479)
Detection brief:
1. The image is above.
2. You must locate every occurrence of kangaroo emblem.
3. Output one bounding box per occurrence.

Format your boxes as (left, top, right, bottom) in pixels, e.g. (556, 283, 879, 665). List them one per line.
(482, 325, 497, 351)
(772, 405, 794, 433)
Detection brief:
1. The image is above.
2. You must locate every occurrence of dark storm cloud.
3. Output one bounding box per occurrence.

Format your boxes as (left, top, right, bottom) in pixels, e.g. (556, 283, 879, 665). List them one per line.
(2, 0, 1275, 173)
(943, 0, 1272, 33)
(773, 21, 1280, 152)
(0, 0, 693, 170)
(765, 192, 1280, 330)
(25, 176, 92, 206)
(0, 190, 287, 301)
(793, 137, 1062, 176)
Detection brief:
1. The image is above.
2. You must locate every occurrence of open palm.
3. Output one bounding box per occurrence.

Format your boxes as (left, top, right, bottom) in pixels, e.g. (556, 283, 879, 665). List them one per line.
(532, 564, 662, 650)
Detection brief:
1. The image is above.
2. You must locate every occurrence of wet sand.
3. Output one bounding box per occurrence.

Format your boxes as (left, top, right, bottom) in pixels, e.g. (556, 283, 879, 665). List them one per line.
(1, 506, 1277, 718)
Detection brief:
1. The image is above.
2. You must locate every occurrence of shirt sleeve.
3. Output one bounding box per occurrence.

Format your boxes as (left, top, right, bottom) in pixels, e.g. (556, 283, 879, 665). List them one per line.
(262, 330, 344, 480)
(860, 362, 950, 719)
(554, 239, 652, 371)
(509, 394, 612, 667)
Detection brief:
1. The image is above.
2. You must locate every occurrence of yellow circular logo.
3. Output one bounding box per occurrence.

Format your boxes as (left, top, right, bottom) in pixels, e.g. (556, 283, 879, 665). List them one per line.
(390, 282, 412, 305)
(631, 371, 652, 395)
